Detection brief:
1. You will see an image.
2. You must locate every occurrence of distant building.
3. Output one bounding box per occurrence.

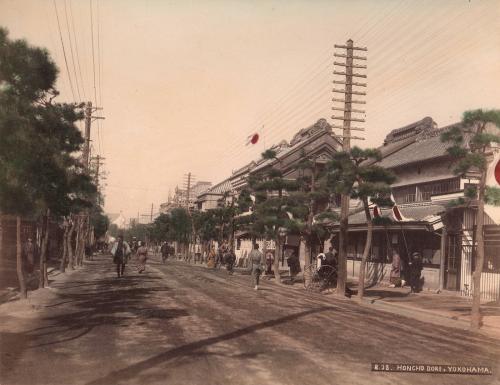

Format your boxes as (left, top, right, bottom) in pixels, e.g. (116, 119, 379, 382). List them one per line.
(160, 182, 212, 214)
(109, 212, 128, 229)
(195, 118, 342, 267)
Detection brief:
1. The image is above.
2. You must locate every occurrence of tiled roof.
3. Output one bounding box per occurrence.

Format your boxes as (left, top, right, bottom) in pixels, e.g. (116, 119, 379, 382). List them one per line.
(201, 179, 233, 196)
(347, 203, 445, 225)
(376, 123, 470, 170)
(252, 122, 339, 173)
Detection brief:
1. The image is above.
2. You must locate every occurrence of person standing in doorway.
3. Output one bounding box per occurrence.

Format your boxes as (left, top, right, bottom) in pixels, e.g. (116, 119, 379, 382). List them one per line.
(249, 243, 265, 290)
(111, 235, 131, 278)
(409, 252, 423, 293)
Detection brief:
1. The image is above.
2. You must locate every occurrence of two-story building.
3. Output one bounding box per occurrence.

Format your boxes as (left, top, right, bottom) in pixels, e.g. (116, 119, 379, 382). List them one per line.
(331, 117, 500, 301)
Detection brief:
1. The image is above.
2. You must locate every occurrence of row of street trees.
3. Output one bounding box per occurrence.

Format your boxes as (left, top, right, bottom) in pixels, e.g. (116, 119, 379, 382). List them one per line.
(0, 28, 108, 297)
(143, 145, 396, 299)
(143, 109, 500, 330)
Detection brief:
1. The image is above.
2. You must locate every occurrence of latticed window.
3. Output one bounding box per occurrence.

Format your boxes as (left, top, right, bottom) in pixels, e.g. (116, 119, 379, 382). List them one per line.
(392, 178, 460, 203)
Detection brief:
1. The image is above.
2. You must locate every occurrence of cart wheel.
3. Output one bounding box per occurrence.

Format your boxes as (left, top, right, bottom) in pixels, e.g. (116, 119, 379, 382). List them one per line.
(318, 265, 336, 290)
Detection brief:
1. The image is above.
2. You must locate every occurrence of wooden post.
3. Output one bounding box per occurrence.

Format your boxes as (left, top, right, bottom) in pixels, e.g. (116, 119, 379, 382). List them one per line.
(332, 39, 367, 296)
(439, 227, 447, 291)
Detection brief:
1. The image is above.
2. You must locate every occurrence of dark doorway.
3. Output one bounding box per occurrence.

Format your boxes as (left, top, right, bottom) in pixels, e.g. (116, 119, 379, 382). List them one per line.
(445, 233, 461, 290)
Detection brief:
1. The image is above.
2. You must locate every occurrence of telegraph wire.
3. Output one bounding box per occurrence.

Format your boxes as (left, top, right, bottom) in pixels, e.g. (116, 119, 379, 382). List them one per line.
(214, 0, 413, 163)
(96, 0, 104, 156)
(68, 0, 87, 101)
(208, 6, 493, 178)
(63, 0, 82, 102)
(53, 0, 77, 103)
(89, 0, 102, 156)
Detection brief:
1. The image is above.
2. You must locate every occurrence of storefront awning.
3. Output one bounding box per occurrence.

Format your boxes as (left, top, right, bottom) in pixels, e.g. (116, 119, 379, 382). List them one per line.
(334, 202, 446, 231)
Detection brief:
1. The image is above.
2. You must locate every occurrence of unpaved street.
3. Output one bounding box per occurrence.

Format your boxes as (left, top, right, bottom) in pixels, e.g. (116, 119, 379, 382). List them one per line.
(1, 255, 499, 385)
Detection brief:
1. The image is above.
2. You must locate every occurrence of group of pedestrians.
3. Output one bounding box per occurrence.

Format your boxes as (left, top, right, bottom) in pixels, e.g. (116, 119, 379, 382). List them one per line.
(206, 242, 236, 274)
(389, 249, 424, 293)
(111, 235, 150, 278)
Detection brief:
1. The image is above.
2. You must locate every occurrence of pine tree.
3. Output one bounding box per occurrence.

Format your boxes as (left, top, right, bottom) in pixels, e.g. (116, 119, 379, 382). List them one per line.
(441, 109, 500, 329)
(0, 28, 97, 293)
(247, 149, 303, 283)
(326, 147, 395, 299)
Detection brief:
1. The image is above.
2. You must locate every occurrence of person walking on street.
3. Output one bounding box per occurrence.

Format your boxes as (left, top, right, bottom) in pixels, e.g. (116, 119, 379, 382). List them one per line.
(224, 248, 236, 275)
(249, 243, 265, 290)
(160, 241, 169, 263)
(216, 242, 227, 269)
(137, 241, 148, 273)
(111, 235, 131, 278)
(265, 251, 274, 276)
(286, 250, 301, 284)
(207, 245, 216, 269)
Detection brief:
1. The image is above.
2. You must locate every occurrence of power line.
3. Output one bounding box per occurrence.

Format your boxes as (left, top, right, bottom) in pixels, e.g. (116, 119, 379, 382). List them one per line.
(221, 0, 485, 163)
(210, 1, 410, 169)
(89, 0, 102, 156)
(68, 0, 87, 101)
(53, 0, 77, 103)
(63, 0, 81, 102)
(96, 0, 104, 156)
(89, 0, 98, 108)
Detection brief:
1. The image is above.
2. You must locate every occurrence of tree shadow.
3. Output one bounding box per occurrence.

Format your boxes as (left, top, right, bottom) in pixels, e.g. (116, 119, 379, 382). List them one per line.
(363, 289, 411, 301)
(21, 268, 186, 350)
(84, 306, 335, 385)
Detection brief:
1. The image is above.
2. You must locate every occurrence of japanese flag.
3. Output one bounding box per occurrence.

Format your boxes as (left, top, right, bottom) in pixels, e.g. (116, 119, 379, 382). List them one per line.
(245, 133, 259, 146)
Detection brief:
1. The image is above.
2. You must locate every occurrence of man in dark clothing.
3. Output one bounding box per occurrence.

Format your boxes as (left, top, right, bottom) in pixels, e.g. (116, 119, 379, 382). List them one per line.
(160, 242, 169, 263)
(409, 252, 423, 293)
(112, 236, 131, 278)
(224, 250, 236, 275)
(324, 247, 338, 267)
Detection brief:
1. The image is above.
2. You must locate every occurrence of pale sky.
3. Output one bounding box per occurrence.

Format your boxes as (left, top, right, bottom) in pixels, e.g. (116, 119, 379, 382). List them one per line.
(1, 0, 499, 220)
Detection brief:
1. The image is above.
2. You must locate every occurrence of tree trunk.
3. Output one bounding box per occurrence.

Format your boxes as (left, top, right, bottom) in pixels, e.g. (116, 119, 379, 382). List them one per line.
(471, 169, 486, 330)
(336, 194, 349, 297)
(60, 220, 68, 272)
(79, 217, 88, 265)
(16, 216, 27, 299)
(67, 216, 76, 270)
(273, 236, 282, 283)
(74, 217, 81, 266)
(357, 198, 373, 300)
(39, 209, 50, 288)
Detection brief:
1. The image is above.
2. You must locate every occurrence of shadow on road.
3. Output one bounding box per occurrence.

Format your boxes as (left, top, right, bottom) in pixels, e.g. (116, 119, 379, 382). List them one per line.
(84, 306, 337, 385)
(23, 272, 187, 349)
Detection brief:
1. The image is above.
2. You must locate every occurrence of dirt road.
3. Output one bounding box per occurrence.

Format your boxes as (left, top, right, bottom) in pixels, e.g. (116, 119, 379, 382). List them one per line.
(1, 254, 498, 385)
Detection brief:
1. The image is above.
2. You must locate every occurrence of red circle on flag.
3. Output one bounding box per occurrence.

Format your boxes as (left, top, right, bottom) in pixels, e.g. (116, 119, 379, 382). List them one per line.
(251, 133, 259, 144)
(495, 159, 500, 185)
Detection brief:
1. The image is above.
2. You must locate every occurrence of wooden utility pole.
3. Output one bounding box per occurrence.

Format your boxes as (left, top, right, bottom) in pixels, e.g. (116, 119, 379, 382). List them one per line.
(81, 102, 104, 255)
(83, 102, 92, 169)
(332, 39, 367, 296)
(185, 172, 192, 211)
(183, 172, 196, 260)
(91, 155, 106, 206)
(150, 203, 154, 222)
